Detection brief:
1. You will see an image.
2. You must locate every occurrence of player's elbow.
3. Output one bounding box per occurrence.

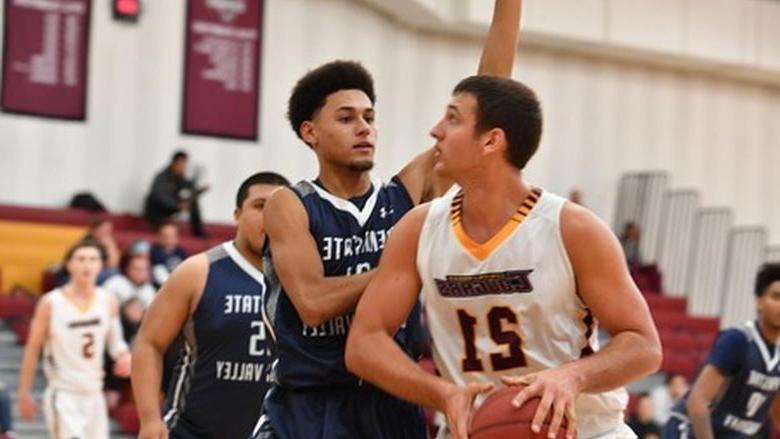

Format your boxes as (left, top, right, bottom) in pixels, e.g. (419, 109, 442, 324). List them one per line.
(344, 328, 368, 377)
(295, 297, 328, 327)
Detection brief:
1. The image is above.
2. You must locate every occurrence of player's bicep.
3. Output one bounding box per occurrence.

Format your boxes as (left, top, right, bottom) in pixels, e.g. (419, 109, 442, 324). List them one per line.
(562, 205, 658, 340)
(353, 205, 428, 335)
(26, 296, 52, 352)
(136, 254, 207, 353)
(264, 188, 324, 299)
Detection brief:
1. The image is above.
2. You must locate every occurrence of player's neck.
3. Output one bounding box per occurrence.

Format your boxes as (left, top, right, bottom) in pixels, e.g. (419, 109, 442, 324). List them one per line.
(65, 281, 96, 298)
(233, 236, 263, 270)
(316, 167, 372, 199)
(757, 319, 780, 344)
(458, 169, 532, 241)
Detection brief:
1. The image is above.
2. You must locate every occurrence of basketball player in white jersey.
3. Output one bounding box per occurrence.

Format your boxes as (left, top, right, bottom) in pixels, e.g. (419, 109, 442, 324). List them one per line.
(18, 239, 131, 439)
(346, 76, 662, 439)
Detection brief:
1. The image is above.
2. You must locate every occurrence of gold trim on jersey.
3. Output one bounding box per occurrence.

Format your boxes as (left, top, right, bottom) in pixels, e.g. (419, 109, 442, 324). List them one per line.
(450, 188, 541, 261)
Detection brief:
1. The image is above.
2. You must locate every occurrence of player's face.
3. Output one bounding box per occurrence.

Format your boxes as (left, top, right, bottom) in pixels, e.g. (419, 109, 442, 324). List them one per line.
(757, 280, 780, 329)
(429, 93, 483, 179)
(305, 89, 376, 172)
(66, 247, 103, 284)
(235, 184, 280, 256)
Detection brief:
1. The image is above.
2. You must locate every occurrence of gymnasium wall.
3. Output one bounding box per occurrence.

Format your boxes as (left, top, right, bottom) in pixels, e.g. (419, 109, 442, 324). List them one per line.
(1, 0, 779, 242)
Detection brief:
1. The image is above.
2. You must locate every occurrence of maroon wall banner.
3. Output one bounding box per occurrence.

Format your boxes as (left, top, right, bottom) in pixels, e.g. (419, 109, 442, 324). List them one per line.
(1, 0, 91, 119)
(182, 0, 262, 140)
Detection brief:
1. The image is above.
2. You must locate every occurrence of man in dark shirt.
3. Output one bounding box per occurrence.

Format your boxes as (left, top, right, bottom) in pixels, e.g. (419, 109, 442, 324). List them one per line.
(144, 150, 207, 236)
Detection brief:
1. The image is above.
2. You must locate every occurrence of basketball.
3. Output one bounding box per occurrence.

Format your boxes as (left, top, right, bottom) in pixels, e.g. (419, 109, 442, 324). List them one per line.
(470, 388, 570, 439)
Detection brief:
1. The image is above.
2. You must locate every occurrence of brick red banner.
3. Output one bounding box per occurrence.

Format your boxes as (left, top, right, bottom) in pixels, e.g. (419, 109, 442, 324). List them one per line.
(1, 0, 91, 120)
(182, 0, 263, 140)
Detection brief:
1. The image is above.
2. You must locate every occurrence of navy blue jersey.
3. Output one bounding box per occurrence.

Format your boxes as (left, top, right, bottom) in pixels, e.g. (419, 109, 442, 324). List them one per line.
(669, 321, 780, 437)
(164, 242, 274, 439)
(264, 177, 422, 389)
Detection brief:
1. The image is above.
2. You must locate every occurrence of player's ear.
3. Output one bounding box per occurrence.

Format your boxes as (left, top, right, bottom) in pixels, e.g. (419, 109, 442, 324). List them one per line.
(233, 207, 241, 222)
(481, 128, 506, 157)
(300, 121, 317, 147)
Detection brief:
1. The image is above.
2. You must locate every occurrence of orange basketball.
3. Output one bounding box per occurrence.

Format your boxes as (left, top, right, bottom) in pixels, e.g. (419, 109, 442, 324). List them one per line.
(470, 388, 571, 439)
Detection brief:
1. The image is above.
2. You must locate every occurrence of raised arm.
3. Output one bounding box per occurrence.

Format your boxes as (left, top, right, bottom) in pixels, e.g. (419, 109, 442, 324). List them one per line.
(17, 296, 51, 421)
(505, 203, 662, 438)
(132, 254, 208, 439)
(397, 0, 522, 205)
(265, 187, 374, 327)
(478, 0, 523, 76)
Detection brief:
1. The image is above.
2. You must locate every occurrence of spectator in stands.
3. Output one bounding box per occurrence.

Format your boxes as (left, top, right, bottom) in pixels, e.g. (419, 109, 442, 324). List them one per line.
(628, 393, 662, 438)
(103, 252, 156, 308)
(650, 372, 688, 425)
(0, 382, 12, 438)
(568, 188, 583, 205)
(144, 150, 208, 237)
(621, 221, 642, 266)
(84, 217, 120, 269)
(150, 222, 187, 287)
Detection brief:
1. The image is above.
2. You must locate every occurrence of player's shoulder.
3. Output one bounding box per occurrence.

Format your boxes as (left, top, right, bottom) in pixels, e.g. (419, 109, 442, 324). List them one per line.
(713, 327, 751, 353)
(167, 253, 210, 286)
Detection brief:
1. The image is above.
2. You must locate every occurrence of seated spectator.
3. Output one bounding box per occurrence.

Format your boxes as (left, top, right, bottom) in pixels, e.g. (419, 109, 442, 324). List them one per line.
(144, 150, 208, 236)
(621, 221, 642, 266)
(650, 373, 689, 425)
(103, 252, 156, 308)
(150, 222, 188, 287)
(628, 393, 662, 438)
(85, 217, 120, 269)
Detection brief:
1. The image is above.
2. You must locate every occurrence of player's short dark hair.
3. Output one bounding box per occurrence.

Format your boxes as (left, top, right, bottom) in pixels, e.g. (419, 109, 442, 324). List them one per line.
(171, 150, 188, 162)
(288, 61, 375, 142)
(453, 75, 542, 170)
(236, 172, 290, 208)
(63, 238, 106, 266)
(755, 263, 780, 297)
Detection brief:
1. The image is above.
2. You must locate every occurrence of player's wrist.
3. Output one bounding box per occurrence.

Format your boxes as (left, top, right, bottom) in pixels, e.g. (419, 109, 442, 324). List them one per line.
(435, 381, 460, 411)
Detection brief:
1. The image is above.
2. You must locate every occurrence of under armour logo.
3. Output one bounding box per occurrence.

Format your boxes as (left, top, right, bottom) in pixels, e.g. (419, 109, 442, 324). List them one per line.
(379, 206, 394, 219)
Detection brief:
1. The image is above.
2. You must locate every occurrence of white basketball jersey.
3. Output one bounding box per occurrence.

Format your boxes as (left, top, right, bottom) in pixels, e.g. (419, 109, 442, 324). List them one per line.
(418, 188, 628, 438)
(44, 288, 113, 394)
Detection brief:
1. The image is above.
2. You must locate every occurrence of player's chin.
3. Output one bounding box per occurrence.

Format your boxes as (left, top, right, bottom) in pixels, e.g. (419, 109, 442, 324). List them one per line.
(348, 159, 374, 172)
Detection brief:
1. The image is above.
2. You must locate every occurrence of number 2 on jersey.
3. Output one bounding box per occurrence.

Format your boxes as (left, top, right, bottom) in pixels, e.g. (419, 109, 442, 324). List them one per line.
(457, 306, 527, 372)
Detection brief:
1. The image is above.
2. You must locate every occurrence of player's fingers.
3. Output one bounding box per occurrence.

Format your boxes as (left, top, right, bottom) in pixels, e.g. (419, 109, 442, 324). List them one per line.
(530, 388, 554, 434)
(564, 401, 577, 439)
(511, 381, 540, 408)
(546, 397, 567, 438)
(469, 381, 495, 397)
(501, 373, 535, 387)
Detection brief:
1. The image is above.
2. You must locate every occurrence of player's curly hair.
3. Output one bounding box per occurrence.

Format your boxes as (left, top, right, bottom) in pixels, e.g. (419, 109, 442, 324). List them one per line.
(755, 263, 780, 297)
(287, 61, 375, 144)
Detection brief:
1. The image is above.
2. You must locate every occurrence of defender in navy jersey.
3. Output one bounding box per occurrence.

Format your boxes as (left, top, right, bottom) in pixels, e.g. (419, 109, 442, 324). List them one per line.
(132, 172, 289, 439)
(253, 2, 522, 438)
(663, 263, 780, 439)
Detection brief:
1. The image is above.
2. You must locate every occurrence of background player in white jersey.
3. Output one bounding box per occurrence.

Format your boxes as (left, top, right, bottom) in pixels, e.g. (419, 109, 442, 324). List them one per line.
(346, 76, 662, 439)
(17, 239, 131, 439)
(132, 172, 289, 439)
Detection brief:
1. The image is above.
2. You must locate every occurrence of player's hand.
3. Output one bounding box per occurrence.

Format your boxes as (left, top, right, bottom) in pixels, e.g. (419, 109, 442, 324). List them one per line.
(113, 351, 132, 377)
(442, 382, 494, 439)
(138, 418, 169, 439)
(18, 391, 38, 421)
(502, 367, 582, 439)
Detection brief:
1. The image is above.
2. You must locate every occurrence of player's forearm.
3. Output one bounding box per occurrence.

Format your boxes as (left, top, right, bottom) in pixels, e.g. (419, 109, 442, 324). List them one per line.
(688, 401, 715, 439)
(131, 341, 165, 422)
(478, 0, 522, 77)
(565, 330, 661, 394)
(346, 330, 451, 411)
(295, 271, 374, 326)
(17, 345, 40, 396)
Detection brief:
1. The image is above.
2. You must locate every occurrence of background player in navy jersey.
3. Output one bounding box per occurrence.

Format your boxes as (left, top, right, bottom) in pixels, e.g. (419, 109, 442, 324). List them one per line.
(132, 172, 289, 439)
(663, 263, 780, 439)
(253, 2, 522, 438)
